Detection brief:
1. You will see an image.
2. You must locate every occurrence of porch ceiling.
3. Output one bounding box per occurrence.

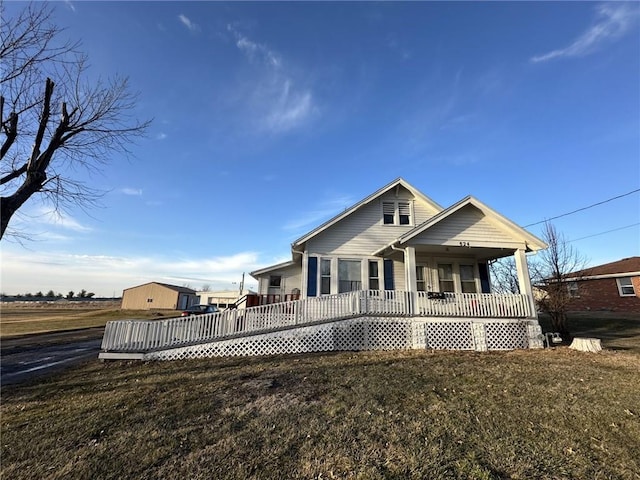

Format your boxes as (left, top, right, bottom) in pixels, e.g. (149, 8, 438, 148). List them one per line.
(381, 244, 518, 261)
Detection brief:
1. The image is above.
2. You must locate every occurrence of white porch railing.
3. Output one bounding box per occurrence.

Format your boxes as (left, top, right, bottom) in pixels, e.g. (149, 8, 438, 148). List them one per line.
(101, 290, 532, 353)
(415, 291, 532, 318)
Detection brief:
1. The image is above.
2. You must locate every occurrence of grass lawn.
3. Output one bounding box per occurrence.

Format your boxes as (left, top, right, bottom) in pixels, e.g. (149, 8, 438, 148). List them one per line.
(2, 312, 640, 479)
(0, 303, 181, 337)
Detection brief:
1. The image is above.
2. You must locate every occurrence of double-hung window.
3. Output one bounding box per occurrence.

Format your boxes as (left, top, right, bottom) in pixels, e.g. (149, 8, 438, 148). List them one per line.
(616, 277, 635, 296)
(567, 281, 579, 298)
(320, 259, 331, 295)
(438, 264, 455, 292)
(368, 260, 380, 290)
(460, 265, 477, 293)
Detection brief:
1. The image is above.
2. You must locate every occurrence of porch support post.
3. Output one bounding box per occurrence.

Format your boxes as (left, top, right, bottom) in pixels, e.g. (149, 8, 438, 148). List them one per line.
(405, 246, 417, 292)
(514, 248, 536, 318)
(404, 246, 417, 315)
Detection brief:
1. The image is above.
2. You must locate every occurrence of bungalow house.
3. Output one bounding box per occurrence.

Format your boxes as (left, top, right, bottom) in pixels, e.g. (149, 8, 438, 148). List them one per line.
(562, 257, 640, 313)
(251, 178, 545, 307)
(100, 179, 547, 360)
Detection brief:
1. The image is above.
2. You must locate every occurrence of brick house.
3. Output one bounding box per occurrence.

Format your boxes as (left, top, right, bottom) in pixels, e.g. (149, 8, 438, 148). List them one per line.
(564, 257, 640, 313)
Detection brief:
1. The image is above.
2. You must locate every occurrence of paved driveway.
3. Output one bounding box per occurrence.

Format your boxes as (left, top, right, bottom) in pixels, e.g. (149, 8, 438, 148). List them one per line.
(1, 328, 104, 386)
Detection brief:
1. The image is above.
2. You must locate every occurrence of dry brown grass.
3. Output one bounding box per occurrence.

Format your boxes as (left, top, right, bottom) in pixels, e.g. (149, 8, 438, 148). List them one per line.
(2, 347, 639, 479)
(0, 302, 181, 337)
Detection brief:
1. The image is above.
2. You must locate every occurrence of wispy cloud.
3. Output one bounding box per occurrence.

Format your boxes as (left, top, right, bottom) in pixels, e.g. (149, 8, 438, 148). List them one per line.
(64, 1, 76, 13)
(235, 34, 281, 68)
(283, 195, 355, 232)
(531, 3, 639, 63)
(1, 249, 263, 296)
(121, 187, 143, 196)
(227, 25, 317, 134)
(156, 132, 167, 140)
(178, 14, 199, 33)
(33, 208, 92, 233)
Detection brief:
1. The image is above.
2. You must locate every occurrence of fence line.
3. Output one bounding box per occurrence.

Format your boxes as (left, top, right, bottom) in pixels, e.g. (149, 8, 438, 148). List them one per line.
(101, 290, 532, 352)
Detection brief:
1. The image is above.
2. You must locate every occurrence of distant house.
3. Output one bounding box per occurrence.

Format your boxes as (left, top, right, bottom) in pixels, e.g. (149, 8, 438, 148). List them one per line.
(121, 282, 196, 310)
(195, 289, 256, 309)
(563, 257, 640, 313)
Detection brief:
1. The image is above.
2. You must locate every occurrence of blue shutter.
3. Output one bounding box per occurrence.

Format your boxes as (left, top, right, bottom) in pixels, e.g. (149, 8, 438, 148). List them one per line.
(307, 256, 318, 297)
(479, 262, 491, 293)
(383, 259, 394, 290)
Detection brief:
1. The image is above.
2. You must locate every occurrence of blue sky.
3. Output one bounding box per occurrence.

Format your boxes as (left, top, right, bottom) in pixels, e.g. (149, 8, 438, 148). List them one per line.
(1, 1, 639, 297)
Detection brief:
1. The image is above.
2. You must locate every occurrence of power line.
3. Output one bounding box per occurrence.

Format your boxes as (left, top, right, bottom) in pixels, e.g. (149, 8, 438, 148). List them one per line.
(524, 188, 640, 228)
(567, 222, 640, 243)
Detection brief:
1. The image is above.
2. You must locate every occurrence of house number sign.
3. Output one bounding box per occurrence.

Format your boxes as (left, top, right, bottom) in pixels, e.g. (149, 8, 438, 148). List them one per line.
(459, 241, 471, 247)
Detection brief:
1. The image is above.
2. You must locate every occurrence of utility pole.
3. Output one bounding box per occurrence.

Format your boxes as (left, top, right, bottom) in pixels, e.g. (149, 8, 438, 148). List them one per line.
(239, 272, 245, 296)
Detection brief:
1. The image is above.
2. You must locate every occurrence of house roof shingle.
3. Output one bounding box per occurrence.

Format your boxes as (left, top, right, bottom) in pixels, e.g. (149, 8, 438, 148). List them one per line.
(570, 257, 640, 277)
(123, 281, 196, 294)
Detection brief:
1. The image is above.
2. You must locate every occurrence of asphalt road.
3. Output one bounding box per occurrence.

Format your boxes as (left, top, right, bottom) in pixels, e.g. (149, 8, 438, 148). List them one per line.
(1, 328, 105, 386)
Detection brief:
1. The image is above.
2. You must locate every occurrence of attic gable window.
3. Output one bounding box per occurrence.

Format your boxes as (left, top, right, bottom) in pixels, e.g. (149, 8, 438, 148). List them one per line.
(383, 202, 395, 224)
(382, 201, 412, 226)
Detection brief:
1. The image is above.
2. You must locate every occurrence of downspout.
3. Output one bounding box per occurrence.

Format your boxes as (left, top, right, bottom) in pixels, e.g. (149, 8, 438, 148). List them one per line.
(292, 245, 306, 299)
(390, 243, 403, 254)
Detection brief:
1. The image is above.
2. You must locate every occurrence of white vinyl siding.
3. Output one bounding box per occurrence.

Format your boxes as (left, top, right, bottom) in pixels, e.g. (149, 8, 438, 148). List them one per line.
(393, 259, 406, 291)
(409, 204, 517, 248)
(307, 187, 439, 255)
(258, 263, 302, 295)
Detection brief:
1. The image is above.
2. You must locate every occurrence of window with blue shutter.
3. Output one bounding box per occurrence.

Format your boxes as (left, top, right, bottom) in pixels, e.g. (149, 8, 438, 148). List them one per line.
(383, 259, 394, 290)
(478, 262, 491, 293)
(307, 256, 318, 297)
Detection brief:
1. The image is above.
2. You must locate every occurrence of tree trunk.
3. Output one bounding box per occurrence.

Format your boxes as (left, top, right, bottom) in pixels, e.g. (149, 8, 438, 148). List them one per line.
(550, 311, 572, 342)
(1, 172, 46, 239)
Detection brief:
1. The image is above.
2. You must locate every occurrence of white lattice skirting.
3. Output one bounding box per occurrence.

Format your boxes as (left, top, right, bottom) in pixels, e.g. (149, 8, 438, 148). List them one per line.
(143, 317, 543, 361)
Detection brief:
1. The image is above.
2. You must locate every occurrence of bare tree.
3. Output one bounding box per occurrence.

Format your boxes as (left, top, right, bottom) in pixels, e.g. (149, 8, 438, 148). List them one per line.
(530, 222, 589, 341)
(489, 256, 520, 294)
(1, 2, 150, 239)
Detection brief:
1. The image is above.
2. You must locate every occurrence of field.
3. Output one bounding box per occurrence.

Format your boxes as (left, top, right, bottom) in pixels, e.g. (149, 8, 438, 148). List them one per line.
(0, 301, 181, 337)
(1, 311, 639, 479)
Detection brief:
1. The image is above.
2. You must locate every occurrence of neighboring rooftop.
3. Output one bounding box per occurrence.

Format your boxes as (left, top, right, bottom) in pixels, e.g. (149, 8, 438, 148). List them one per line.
(571, 257, 640, 277)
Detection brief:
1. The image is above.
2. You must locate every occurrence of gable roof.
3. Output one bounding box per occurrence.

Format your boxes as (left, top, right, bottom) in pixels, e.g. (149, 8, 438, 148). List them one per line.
(291, 178, 443, 250)
(250, 260, 298, 277)
(372, 195, 547, 255)
(123, 282, 196, 294)
(568, 257, 640, 278)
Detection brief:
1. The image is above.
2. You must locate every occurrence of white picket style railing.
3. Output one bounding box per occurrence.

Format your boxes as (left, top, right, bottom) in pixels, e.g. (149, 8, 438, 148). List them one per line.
(416, 291, 532, 318)
(101, 290, 532, 353)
